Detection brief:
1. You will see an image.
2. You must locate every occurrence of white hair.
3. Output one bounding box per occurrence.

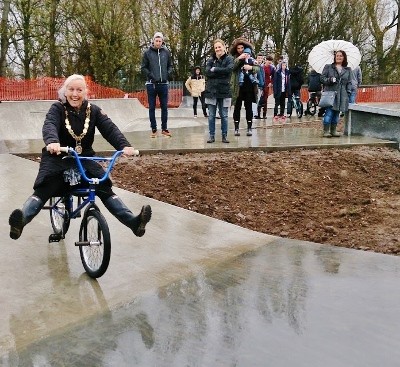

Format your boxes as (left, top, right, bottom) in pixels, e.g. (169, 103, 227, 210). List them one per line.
(58, 74, 87, 103)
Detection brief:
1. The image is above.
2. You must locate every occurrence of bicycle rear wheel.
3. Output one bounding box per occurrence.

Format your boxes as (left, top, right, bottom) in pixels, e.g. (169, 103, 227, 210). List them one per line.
(78, 209, 111, 278)
(307, 100, 316, 116)
(296, 101, 304, 118)
(49, 196, 70, 236)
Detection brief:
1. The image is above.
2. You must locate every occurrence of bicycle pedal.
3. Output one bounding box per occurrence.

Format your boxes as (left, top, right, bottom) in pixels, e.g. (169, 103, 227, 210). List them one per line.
(49, 233, 63, 243)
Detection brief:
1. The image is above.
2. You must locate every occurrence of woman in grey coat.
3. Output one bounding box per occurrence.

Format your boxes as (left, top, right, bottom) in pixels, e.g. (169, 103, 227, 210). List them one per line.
(320, 50, 353, 137)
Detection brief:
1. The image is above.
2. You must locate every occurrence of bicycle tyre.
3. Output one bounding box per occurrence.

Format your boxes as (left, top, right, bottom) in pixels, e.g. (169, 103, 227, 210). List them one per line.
(287, 99, 293, 117)
(49, 196, 70, 236)
(79, 209, 111, 278)
(307, 100, 317, 116)
(296, 102, 304, 118)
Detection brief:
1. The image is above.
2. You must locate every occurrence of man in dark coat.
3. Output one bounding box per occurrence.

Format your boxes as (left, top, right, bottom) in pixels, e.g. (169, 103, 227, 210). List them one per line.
(141, 32, 173, 138)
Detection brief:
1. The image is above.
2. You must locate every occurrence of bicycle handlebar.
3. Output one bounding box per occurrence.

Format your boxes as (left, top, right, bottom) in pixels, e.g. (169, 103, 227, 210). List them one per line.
(47, 146, 139, 184)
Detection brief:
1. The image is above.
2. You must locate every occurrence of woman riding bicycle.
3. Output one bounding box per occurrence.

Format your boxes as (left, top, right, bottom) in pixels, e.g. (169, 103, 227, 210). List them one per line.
(9, 74, 152, 240)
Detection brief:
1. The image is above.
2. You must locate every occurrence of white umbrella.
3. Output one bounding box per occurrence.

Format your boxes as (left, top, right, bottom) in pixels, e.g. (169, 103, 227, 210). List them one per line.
(308, 40, 361, 74)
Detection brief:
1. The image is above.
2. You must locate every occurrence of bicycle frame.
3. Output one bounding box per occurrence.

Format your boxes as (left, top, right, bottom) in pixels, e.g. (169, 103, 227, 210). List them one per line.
(49, 148, 124, 219)
(64, 148, 123, 216)
(47, 147, 129, 278)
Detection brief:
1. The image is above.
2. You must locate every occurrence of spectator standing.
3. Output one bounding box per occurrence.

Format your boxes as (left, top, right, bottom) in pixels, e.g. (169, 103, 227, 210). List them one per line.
(320, 50, 352, 137)
(257, 55, 275, 119)
(289, 64, 304, 98)
(273, 60, 291, 122)
(185, 66, 208, 118)
(230, 38, 259, 136)
(141, 32, 173, 138)
(349, 65, 362, 103)
(204, 39, 234, 143)
(306, 67, 325, 117)
(253, 53, 266, 120)
(8, 74, 152, 240)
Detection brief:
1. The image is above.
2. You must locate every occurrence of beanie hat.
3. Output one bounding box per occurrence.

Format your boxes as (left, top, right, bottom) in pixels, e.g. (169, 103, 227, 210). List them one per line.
(153, 32, 164, 41)
(243, 47, 252, 55)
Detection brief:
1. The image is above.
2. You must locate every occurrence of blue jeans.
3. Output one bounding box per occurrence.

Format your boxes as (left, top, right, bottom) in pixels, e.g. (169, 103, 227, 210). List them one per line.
(146, 83, 168, 131)
(349, 90, 357, 104)
(323, 107, 340, 125)
(208, 99, 228, 136)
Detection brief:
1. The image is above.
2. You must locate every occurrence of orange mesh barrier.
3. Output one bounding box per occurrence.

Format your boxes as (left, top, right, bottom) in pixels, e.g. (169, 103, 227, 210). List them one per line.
(0, 77, 397, 106)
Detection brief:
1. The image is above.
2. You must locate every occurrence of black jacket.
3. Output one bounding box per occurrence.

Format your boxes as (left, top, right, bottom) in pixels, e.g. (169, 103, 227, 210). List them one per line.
(34, 100, 130, 189)
(307, 70, 322, 92)
(141, 44, 172, 83)
(204, 53, 234, 100)
(289, 65, 304, 91)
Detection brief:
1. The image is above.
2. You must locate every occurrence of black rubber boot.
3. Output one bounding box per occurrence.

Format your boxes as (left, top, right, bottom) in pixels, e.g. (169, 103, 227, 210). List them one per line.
(330, 123, 341, 137)
(9, 196, 43, 240)
(323, 124, 332, 137)
(222, 134, 230, 143)
(257, 106, 262, 119)
(104, 195, 152, 237)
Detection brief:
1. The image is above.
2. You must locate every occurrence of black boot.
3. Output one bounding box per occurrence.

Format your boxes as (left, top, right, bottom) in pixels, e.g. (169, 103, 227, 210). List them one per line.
(330, 123, 341, 137)
(104, 195, 152, 237)
(256, 106, 262, 119)
(222, 134, 230, 143)
(234, 121, 240, 136)
(9, 196, 43, 240)
(207, 135, 215, 143)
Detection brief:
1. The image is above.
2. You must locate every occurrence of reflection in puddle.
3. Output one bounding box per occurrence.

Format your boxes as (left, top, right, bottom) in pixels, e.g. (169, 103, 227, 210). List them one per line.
(3, 241, 400, 367)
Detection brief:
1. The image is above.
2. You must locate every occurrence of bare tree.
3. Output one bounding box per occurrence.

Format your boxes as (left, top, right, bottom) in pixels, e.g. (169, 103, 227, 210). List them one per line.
(0, 0, 12, 76)
(364, 0, 400, 83)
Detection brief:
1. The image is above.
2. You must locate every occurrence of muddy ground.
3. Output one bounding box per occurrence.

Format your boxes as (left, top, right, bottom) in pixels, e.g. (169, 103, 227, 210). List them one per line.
(23, 143, 400, 256)
(110, 145, 400, 256)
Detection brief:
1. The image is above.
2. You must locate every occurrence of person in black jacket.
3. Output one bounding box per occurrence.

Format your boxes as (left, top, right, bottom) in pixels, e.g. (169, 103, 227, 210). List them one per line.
(289, 64, 304, 98)
(204, 39, 234, 143)
(141, 32, 173, 138)
(8, 74, 152, 240)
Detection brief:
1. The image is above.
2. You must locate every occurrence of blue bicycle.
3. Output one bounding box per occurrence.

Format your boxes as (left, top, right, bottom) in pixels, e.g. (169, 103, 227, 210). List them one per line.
(44, 147, 133, 278)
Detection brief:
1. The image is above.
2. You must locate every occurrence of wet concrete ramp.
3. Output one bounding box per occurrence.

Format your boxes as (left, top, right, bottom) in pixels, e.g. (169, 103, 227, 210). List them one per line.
(1, 101, 400, 366)
(1, 154, 400, 366)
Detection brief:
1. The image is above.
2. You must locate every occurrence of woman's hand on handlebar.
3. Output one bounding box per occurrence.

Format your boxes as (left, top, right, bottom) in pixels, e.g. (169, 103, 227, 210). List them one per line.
(122, 146, 139, 157)
(47, 143, 61, 155)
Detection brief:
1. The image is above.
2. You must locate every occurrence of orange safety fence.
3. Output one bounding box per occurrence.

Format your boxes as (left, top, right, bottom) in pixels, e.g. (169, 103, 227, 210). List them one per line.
(0, 76, 399, 106)
(299, 85, 400, 103)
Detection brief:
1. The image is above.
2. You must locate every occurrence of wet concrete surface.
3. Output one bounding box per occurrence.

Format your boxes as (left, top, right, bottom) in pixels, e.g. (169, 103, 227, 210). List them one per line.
(1, 102, 400, 366)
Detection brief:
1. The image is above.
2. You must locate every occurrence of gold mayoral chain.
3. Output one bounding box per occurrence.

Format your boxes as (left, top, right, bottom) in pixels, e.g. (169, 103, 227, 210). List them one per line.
(64, 103, 91, 154)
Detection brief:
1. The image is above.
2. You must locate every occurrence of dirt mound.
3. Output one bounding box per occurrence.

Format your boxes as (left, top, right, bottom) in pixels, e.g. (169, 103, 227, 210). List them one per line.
(111, 146, 400, 255)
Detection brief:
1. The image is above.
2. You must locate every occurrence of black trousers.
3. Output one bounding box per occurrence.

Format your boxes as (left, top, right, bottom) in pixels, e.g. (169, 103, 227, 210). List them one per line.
(274, 93, 286, 116)
(193, 94, 207, 116)
(233, 89, 253, 123)
(33, 175, 114, 204)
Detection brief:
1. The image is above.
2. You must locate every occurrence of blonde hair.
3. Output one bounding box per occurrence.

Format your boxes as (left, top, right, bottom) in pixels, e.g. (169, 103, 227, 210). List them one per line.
(58, 74, 87, 103)
(213, 39, 226, 48)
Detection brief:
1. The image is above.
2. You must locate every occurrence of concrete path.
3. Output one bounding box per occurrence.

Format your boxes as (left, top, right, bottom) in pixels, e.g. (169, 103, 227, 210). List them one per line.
(0, 100, 399, 366)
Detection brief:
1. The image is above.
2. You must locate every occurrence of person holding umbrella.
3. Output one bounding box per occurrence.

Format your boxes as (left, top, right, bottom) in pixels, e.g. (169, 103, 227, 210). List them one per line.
(320, 50, 353, 137)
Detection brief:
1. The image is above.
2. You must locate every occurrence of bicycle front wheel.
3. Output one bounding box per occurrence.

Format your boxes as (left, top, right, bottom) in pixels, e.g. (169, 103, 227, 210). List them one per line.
(78, 209, 111, 278)
(49, 197, 70, 236)
(307, 100, 317, 116)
